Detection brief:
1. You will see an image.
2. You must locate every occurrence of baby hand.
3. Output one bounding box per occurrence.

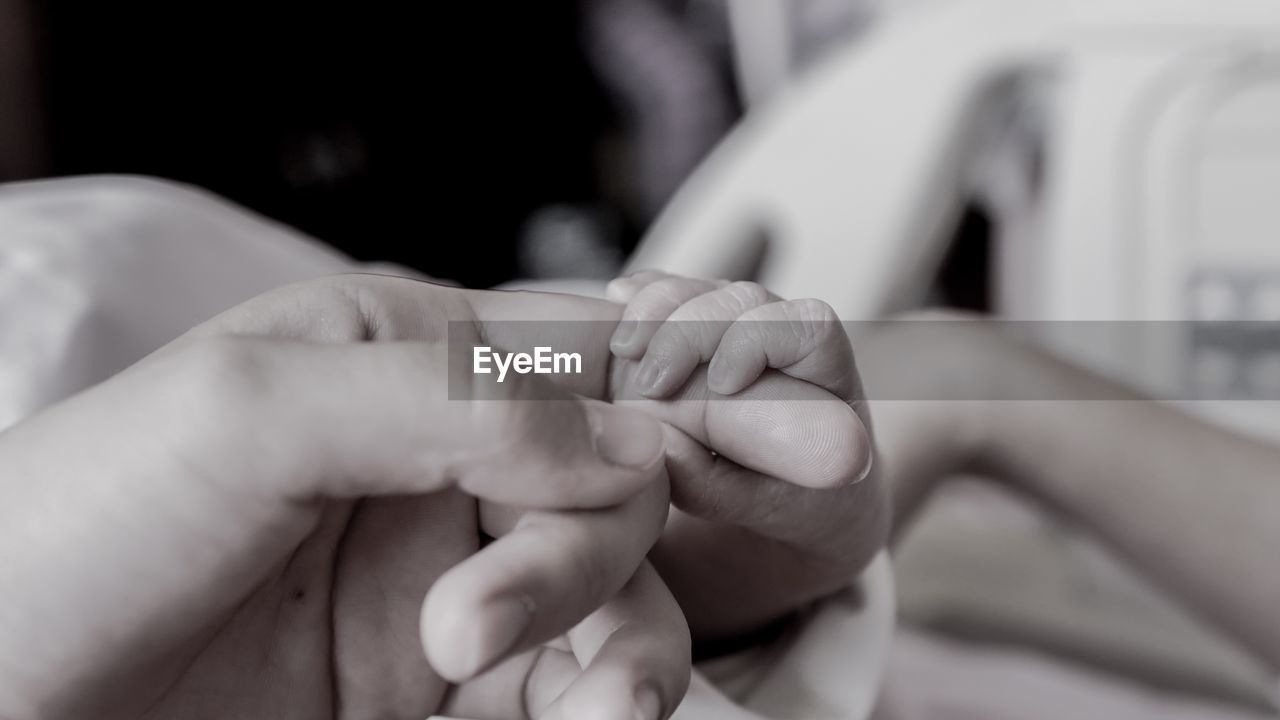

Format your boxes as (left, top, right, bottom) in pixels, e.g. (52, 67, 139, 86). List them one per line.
(609, 272, 859, 403)
(605, 271, 887, 643)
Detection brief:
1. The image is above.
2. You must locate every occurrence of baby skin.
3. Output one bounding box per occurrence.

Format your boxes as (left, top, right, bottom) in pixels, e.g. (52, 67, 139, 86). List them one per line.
(606, 271, 888, 645)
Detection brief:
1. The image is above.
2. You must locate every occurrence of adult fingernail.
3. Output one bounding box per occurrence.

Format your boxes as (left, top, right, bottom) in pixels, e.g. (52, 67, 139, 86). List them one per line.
(634, 684, 663, 720)
(465, 595, 534, 677)
(587, 403, 664, 470)
(611, 320, 639, 353)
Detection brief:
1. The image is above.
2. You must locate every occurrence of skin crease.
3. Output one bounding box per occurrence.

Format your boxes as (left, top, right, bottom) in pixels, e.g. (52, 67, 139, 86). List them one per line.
(0, 273, 885, 720)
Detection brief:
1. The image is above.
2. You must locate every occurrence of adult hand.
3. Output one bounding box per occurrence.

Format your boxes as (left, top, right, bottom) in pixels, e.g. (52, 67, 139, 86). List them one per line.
(0, 275, 688, 720)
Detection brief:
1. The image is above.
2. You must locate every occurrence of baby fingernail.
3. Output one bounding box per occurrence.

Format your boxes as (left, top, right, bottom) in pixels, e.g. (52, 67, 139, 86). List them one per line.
(635, 361, 663, 396)
(851, 415, 875, 484)
(611, 320, 639, 352)
(706, 357, 733, 395)
(587, 403, 664, 470)
(465, 595, 533, 677)
(634, 684, 663, 720)
(855, 444, 875, 483)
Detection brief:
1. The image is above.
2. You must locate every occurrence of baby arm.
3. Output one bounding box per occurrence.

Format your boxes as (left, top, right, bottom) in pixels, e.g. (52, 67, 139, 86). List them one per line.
(861, 314, 1280, 673)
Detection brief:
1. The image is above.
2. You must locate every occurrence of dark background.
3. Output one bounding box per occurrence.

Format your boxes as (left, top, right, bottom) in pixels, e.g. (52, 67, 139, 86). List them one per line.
(5, 1, 990, 305)
(27, 2, 613, 288)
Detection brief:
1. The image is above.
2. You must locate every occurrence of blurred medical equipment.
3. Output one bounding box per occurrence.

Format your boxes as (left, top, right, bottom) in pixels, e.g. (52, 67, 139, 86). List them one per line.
(628, 0, 1280, 435)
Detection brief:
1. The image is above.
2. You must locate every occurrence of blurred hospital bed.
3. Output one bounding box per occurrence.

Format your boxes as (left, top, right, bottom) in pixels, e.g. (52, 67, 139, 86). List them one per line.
(627, 0, 1280, 715)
